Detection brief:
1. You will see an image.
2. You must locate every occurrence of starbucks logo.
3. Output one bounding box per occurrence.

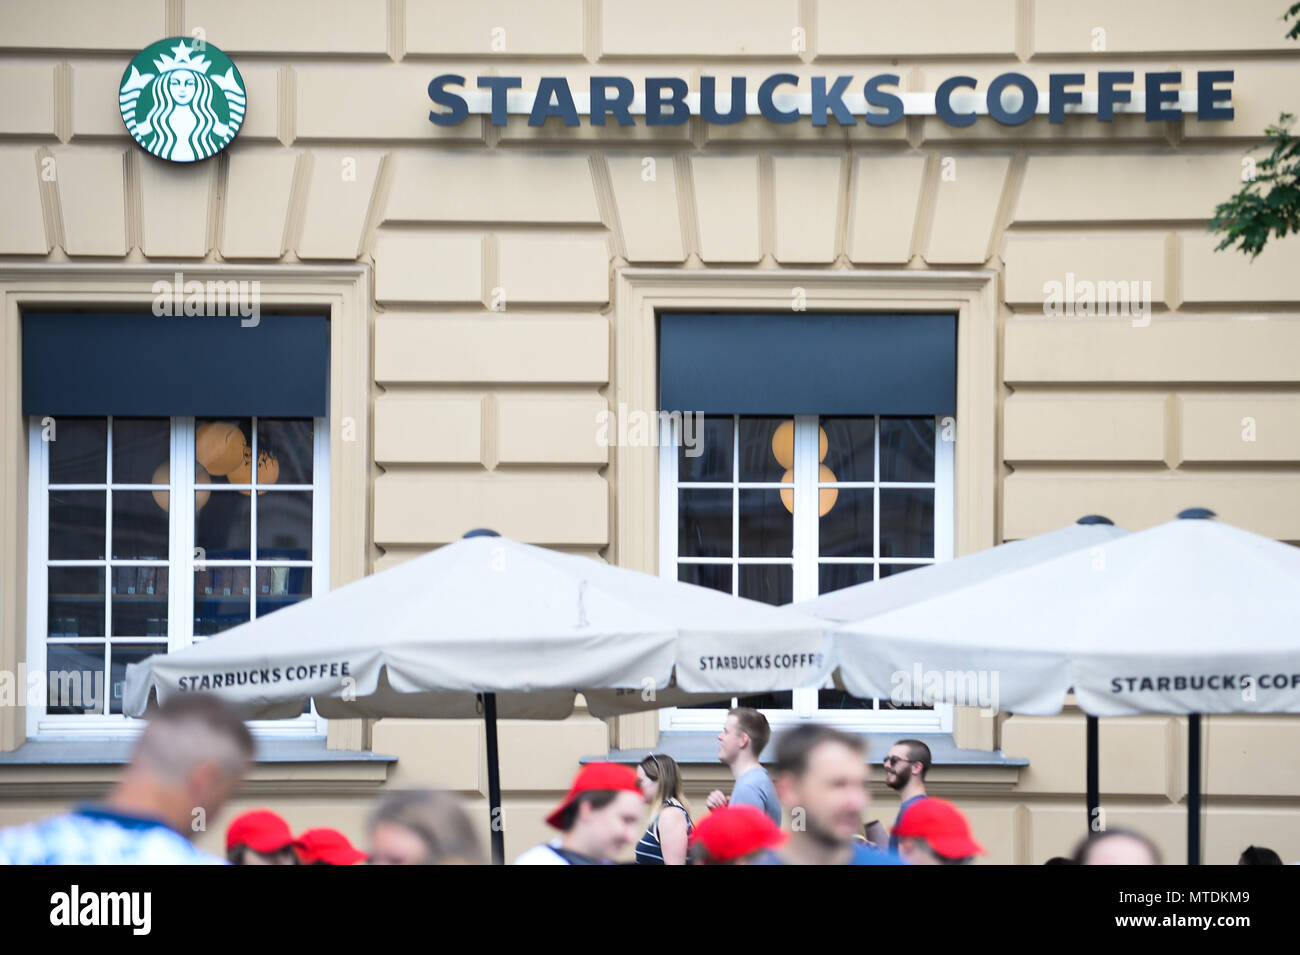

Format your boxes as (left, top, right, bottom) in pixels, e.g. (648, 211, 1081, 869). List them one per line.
(119, 38, 245, 163)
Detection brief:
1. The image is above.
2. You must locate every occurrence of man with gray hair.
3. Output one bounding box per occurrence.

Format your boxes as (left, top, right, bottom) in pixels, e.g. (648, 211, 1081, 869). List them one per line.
(0, 693, 254, 864)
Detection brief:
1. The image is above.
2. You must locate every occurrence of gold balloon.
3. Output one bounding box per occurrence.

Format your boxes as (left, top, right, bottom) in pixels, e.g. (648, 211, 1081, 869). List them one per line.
(772, 420, 830, 468)
(232, 448, 281, 496)
(196, 422, 246, 477)
(771, 420, 795, 469)
(778, 464, 838, 516)
(152, 461, 211, 512)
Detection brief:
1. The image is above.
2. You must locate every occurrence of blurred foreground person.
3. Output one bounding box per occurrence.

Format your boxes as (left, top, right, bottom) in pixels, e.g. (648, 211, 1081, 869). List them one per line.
(226, 809, 301, 864)
(689, 804, 786, 865)
(892, 797, 984, 865)
(297, 827, 367, 865)
(764, 724, 900, 866)
(1073, 828, 1162, 865)
(1238, 845, 1283, 865)
(0, 694, 252, 864)
(634, 753, 693, 865)
(514, 763, 645, 865)
(368, 789, 485, 865)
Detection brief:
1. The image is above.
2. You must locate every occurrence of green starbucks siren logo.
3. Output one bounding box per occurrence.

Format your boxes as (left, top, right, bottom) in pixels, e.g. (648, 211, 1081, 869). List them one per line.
(119, 38, 245, 163)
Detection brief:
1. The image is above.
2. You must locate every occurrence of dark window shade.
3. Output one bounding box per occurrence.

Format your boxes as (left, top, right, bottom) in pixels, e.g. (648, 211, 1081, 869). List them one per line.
(659, 312, 956, 415)
(22, 312, 328, 417)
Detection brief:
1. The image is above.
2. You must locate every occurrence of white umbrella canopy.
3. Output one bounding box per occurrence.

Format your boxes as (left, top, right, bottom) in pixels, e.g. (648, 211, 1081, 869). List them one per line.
(797, 516, 1128, 623)
(124, 534, 834, 720)
(832, 513, 1300, 718)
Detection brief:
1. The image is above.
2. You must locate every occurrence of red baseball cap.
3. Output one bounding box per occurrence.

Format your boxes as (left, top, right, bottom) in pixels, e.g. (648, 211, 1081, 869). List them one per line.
(690, 805, 787, 863)
(296, 827, 368, 865)
(890, 797, 984, 860)
(226, 809, 301, 854)
(545, 762, 643, 829)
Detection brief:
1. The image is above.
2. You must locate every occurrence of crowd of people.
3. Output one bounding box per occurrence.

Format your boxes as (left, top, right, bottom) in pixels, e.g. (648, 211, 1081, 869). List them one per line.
(0, 694, 1286, 865)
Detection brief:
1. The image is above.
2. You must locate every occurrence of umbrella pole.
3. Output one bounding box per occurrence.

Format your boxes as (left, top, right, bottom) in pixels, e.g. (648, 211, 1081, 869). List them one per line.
(483, 692, 505, 865)
(1187, 713, 1202, 866)
(1086, 715, 1100, 835)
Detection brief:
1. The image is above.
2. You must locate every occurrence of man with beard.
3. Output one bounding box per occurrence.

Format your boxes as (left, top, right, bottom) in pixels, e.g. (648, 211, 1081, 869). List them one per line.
(883, 739, 930, 854)
(762, 724, 899, 865)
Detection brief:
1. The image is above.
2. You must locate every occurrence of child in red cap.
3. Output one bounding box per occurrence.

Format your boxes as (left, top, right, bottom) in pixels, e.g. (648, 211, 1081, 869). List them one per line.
(890, 797, 984, 865)
(689, 804, 787, 865)
(226, 809, 302, 865)
(513, 763, 645, 865)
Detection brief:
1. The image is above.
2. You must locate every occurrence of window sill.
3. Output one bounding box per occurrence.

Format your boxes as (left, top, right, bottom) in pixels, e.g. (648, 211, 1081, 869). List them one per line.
(0, 739, 395, 797)
(595, 731, 1027, 793)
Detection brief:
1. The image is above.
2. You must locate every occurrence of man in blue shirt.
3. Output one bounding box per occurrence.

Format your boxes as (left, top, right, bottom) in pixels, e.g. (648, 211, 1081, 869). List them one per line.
(0, 694, 254, 865)
(762, 724, 901, 865)
(884, 739, 931, 854)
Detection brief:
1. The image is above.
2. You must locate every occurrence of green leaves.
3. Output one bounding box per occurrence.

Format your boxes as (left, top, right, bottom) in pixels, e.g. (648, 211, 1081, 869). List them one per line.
(1210, 113, 1300, 259)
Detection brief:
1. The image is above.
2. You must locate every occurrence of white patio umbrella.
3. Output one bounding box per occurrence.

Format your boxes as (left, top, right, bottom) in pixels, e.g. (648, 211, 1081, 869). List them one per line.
(830, 509, 1300, 863)
(797, 515, 1128, 844)
(125, 531, 834, 862)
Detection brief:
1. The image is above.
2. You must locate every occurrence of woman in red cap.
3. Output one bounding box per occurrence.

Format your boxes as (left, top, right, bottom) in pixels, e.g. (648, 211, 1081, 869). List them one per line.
(688, 804, 786, 865)
(226, 809, 301, 865)
(890, 797, 985, 865)
(513, 763, 646, 865)
(296, 828, 368, 865)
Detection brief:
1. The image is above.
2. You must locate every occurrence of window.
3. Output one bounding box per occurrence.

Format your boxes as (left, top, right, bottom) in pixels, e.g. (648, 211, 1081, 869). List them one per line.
(26, 415, 327, 738)
(660, 413, 953, 732)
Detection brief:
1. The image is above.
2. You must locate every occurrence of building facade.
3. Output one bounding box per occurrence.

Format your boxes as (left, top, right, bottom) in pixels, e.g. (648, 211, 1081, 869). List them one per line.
(1, 0, 1299, 864)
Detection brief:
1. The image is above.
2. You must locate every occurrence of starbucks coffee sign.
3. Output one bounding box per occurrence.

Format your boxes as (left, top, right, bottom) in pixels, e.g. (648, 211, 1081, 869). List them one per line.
(120, 38, 246, 162)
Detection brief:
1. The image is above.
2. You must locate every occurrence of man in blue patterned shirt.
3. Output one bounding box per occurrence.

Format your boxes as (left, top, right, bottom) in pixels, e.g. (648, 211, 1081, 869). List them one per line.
(0, 694, 254, 865)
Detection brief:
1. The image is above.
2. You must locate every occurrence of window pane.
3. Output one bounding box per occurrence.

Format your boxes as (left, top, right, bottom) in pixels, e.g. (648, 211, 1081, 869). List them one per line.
(111, 567, 168, 637)
(49, 490, 105, 559)
(111, 490, 169, 560)
(195, 418, 252, 485)
(196, 491, 251, 560)
(194, 566, 251, 636)
(738, 490, 792, 558)
(737, 563, 793, 605)
(738, 417, 788, 483)
(678, 415, 733, 483)
(879, 563, 923, 579)
(678, 563, 731, 595)
(736, 691, 793, 710)
(821, 417, 874, 483)
(678, 489, 732, 558)
(257, 491, 312, 560)
(818, 488, 873, 557)
(109, 644, 166, 715)
(48, 567, 105, 637)
(879, 489, 934, 558)
(112, 418, 169, 485)
(818, 689, 876, 710)
(258, 419, 312, 485)
(48, 418, 106, 484)
(46, 643, 105, 715)
(256, 566, 311, 618)
(880, 417, 936, 483)
(818, 563, 874, 594)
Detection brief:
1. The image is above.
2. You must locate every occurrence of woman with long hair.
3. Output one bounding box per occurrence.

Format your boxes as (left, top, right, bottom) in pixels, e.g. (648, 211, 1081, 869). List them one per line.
(634, 753, 692, 865)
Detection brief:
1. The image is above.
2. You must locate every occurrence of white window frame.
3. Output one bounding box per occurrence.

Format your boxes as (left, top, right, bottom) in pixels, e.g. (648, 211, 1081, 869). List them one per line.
(659, 413, 954, 734)
(25, 415, 329, 740)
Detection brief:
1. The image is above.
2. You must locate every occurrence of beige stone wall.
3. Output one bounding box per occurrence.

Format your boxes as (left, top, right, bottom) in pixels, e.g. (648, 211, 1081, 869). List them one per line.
(1, 0, 1299, 864)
